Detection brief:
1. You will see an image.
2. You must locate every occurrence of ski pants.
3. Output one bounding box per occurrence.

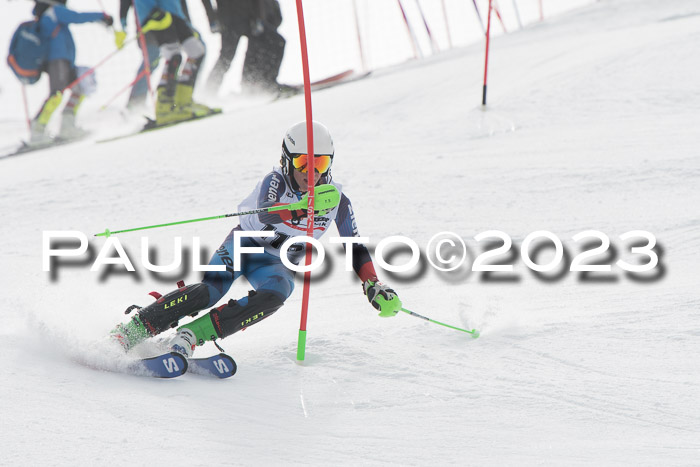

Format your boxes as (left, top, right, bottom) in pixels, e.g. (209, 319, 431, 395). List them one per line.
(205, 20, 285, 94)
(34, 60, 82, 124)
(128, 34, 160, 107)
(201, 227, 295, 307)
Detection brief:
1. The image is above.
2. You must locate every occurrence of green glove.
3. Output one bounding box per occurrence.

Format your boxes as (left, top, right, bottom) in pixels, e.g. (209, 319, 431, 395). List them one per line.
(114, 30, 127, 49)
(278, 184, 340, 215)
(363, 280, 402, 317)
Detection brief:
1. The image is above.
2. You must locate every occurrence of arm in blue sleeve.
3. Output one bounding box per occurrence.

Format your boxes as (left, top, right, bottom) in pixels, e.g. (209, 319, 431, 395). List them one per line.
(119, 0, 130, 29)
(256, 172, 305, 224)
(53, 5, 106, 25)
(335, 193, 377, 281)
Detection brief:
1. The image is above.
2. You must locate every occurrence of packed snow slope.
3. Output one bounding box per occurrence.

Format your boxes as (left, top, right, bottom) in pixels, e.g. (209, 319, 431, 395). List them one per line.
(2, 0, 700, 464)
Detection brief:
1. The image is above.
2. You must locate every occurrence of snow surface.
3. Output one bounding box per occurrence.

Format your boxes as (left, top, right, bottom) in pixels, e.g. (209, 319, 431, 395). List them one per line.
(2, 0, 700, 465)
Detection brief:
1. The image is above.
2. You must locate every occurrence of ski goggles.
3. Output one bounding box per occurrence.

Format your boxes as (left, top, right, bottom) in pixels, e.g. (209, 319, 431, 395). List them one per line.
(291, 154, 333, 174)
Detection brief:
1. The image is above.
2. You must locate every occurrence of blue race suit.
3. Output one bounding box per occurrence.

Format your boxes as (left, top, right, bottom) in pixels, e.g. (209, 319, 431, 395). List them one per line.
(201, 168, 376, 307)
(34, 5, 105, 66)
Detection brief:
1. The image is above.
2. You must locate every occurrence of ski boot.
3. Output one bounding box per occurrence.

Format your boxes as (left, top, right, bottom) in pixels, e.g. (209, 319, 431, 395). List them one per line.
(174, 83, 219, 117)
(168, 328, 197, 358)
(29, 120, 52, 145)
(111, 282, 210, 351)
(29, 91, 63, 144)
(58, 113, 88, 141)
(155, 86, 194, 126)
(174, 290, 285, 351)
(58, 94, 88, 140)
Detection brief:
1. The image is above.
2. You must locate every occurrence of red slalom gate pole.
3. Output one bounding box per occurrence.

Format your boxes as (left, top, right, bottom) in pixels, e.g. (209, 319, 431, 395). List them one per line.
(131, 0, 153, 99)
(295, 0, 316, 362)
(482, 0, 493, 106)
(442, 0, 453, 49)
(21, 84, 31, 132)
(100, 68, 147, 110)
(471, 0, 486, 35)
(415, 0, 439, 54)
(63, 42, 133, 92)
(492, 0, 507, 33)
(352, 0, 367, 72)
(397, 0, 420, 59)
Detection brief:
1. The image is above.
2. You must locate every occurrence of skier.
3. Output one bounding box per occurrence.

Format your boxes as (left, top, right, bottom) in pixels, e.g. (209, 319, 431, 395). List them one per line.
(29, 0, 114, 143)
(202, 0, 288, 97)
(132, 0, 216, 125)
(112, 121, 403, 357)
(116, 0, 193, 113)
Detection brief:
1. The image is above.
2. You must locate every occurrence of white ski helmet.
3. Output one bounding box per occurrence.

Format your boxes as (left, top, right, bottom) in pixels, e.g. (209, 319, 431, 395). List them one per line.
(281, 120, 335, 178)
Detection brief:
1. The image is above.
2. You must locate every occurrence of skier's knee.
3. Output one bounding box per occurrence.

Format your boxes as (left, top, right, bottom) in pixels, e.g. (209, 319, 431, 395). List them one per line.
(258, 274, 294, 300)
(209, 290, 285, 339)
(203, 282, 225, 308)
(182, 36, 205, 60)
(137, 282, 210, 335)
(160, 42, 180, 61)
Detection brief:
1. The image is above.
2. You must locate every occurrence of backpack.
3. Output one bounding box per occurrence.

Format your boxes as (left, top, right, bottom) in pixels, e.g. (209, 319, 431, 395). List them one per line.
(7, 20, 50, 85)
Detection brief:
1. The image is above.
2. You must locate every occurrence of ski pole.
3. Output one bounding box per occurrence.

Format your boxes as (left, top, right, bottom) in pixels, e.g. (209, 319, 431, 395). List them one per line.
(400, 307, 480, 338)
(415, 0, 439, 54)
(471, 0, 486, 35)
(95, 184, 340, 238)
(63, 37, 137, 93)
(100, 68, 147, 111)
(21, 84, 31, 133)
(94, 0, 118, 34)
(132, 1, 154, 99)
(98, 16, 168, 110)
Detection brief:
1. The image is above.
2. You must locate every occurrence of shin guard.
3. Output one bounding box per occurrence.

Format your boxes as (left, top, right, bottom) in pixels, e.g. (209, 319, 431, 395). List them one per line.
(208, 290, 285, 340)
(137, 282, 210, 336)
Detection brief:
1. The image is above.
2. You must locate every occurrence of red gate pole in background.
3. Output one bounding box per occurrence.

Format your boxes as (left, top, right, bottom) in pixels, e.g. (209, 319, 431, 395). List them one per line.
(21, 84, 31, 132)
(295, 0, 317, 362)
(441, 0, 453, 49)
(511, 0, 523, 29)
(415, 0, 439, 53)
(397, 0, 420, 59)
(352, 0, 367, 72)
(131, 0, 153, 99)
(471, 0, 486, 35)
(482, 0, 493, 106)
(493, 0, 507, 33)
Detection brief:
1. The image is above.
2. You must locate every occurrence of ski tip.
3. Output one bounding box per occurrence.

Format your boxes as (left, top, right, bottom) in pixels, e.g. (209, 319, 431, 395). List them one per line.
(217, 353, 237, 377)
(138, 351, 188, 378)
(188, 353, 237, 378)
(470, 330, 480, 339)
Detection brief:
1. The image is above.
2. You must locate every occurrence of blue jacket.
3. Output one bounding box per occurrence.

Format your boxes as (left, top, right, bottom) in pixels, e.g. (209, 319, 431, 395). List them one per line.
(133, 0, 188, 26)
(33, 5, 105, 64)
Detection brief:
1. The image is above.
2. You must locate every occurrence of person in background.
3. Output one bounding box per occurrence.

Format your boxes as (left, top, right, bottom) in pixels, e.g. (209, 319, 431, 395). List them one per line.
(115, 0, 192, 113)
(132, 0, 215, 125)
(30, 0, 113, 142)
(202, 0, 287, 97)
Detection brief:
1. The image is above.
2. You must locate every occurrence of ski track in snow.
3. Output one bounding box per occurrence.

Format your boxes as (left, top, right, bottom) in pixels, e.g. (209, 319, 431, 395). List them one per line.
(2, 0, 700, 464)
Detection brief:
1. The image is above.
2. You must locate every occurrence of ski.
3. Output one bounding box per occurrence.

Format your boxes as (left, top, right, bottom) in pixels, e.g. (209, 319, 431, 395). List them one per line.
(97, 109, 223, 144)
(0, 134, 89, 160)
(187, 353, 237, 379)
(141, 108, 223, 132)
(132, 351, 188, 378)
(276, 70, 372, 99)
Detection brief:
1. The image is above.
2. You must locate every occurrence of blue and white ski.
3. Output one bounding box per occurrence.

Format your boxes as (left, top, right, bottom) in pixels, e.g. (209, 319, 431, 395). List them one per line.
(187, 353, 237, 379)
(134, 351, 188, 378)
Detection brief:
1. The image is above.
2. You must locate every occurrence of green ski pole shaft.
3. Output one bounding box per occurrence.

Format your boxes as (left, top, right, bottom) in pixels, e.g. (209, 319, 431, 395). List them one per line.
(94, 208, 269, 237)
(400, 308, 480, 338)
(95, 184, 341, 238)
